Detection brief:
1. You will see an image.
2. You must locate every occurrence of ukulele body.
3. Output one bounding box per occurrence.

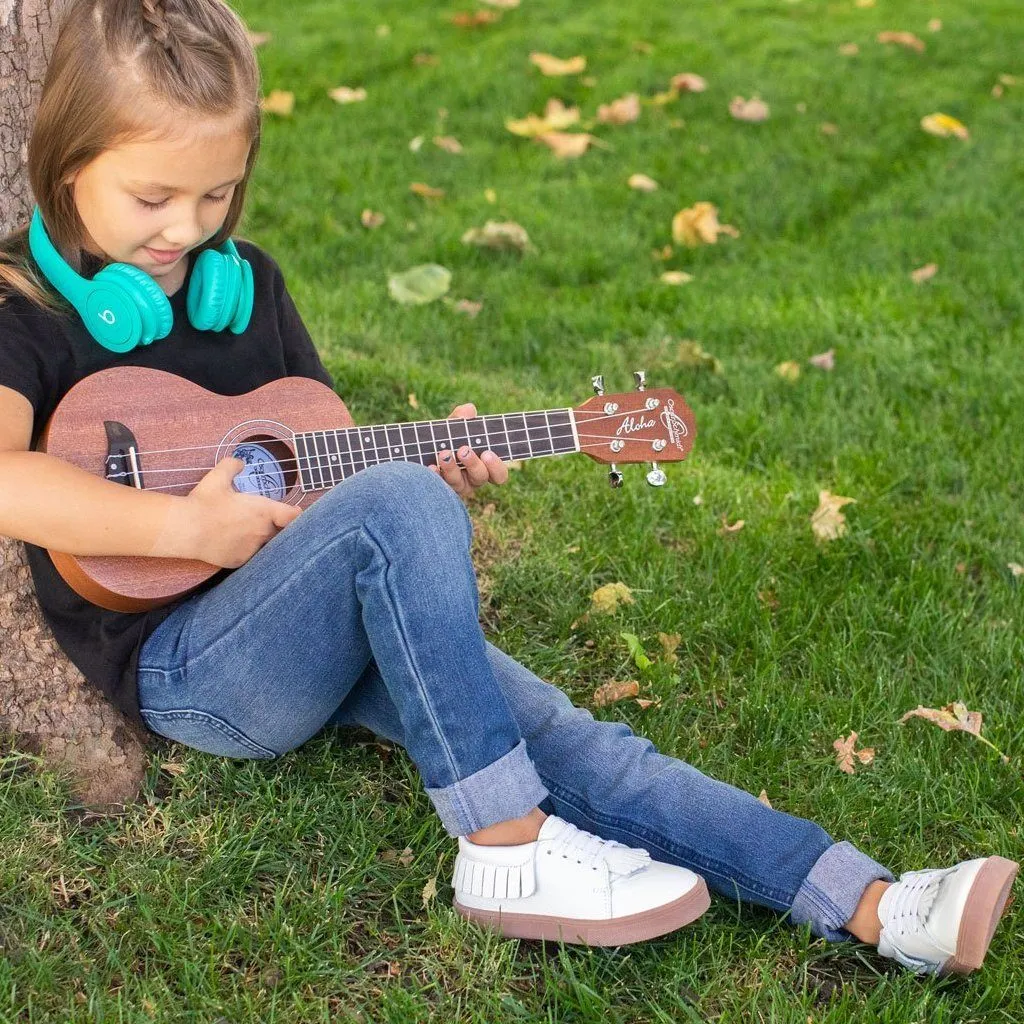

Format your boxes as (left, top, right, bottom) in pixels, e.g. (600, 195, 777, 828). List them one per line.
(39, 366, 351, 612)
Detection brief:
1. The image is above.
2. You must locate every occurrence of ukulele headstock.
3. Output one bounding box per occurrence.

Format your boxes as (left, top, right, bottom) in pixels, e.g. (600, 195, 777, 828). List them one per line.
(572, 372, 696, 487)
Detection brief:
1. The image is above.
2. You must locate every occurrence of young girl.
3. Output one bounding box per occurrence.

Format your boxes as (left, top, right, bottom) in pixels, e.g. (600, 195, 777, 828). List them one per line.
(0, 0, 1016, 975)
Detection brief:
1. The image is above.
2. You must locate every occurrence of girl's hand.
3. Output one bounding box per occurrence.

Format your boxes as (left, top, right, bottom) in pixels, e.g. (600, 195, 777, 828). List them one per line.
(431, 402, 509, 497)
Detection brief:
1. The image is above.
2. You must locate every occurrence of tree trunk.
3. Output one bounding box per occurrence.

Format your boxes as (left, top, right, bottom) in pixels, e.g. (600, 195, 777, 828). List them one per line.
(1, 0, 153, 811)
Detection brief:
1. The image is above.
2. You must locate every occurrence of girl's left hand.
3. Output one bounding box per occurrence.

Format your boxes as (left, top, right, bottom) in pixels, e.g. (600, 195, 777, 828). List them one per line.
(431, 402, 509, 496)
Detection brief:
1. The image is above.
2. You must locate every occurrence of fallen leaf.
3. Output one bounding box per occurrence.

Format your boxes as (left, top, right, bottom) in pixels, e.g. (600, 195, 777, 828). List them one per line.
(461, 220, 532, 253)
(413, 52, 440, 67)
(381, 846, 415, 867)
(481, 0, 519, 6)
(450, 10, 501, 27)
(719, 515, 745, 535)
(910, 262, 938, 283)
(693, 493, 704, 505)
(433, 135, 463, 154)
(408, 393, 419, 410)
(582, 75, 598, 87)
(992, 84, 1005, 98)
(1009, 562, 1024, 577)
(635, 697, 662, 710)
(677, 339, 723, 373)
(408, 135, 425, 152)
(628, 173, 659, 192)
(597, 93, 641, 125)
(809, 349, 835, 370)
(593, 680, 641, 707)
(775, 360, 801, 381)
(590, 581, 634, 614)
(921, 113, 969, 139)
(652, 244, 674, 260)
(758, 588, 780, 611)
(453, 298, 483, 317)
(160, 761, 187, 776)
(729, 96, 770, 122)
(484, 188, 497, 203)
(260, 90, 294, 116)
(899, 702, 1011, 763)
(506, 98, 581, 137)
(657, 632, 681, 664)
(855, 0, 875, 6)
(328, 86, 367, 104)
(834, 731, 875, 774)
(536, 131, 604, 159)
(530, 52, 587, 76)
(927, 18, 943, 32)
(661, 270, 693, 285)
(811, 490, 856, 542)
(621, 632, 653, 671)
(246, 30, 271, 47)
(820, 122, 839, 135)
(387, 264, 452, 305)
(671, 202, 739, 246)
(360, 209, 385, 229)
(838, 42, 860, 56)
(651, 88, 679, 106)
(758, 790, 773, 808)
(670, 72, 707, 92)
(877, 30, 925, 52)
(409, 182, 445, 199)
(421, 875, 438, 908)
(795, 102, 807, 113)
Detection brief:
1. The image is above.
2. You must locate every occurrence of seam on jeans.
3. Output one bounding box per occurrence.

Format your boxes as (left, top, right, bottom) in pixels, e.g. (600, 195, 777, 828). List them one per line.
(138, 707, 279, 759)
(797, 880, 848, 931)
(543, 777, 796, 908)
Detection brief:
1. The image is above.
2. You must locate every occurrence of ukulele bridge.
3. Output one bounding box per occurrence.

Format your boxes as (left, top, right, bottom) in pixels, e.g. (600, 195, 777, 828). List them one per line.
(104, 420, 145, 489)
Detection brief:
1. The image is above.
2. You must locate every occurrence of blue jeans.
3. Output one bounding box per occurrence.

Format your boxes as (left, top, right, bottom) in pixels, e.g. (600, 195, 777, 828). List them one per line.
(138, 462, 893, 940)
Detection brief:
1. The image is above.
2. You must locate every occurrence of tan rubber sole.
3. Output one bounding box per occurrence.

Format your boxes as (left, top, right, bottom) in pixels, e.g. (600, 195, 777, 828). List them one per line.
(941, 856, 1019, 976)
(454, 876, 711, 946)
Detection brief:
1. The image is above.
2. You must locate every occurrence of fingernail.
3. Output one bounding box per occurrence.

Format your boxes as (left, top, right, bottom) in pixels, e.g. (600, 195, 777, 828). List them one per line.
(441, 452, 452, 463)
(458, 446, 470, 458)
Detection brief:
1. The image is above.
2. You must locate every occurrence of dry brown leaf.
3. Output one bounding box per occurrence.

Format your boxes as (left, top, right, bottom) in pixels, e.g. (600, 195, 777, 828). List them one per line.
(593, 680, 640, 707)
(820, 122, 839, 136)
(671, 72, 707, 92)
(652, 244, 674, 260)
(410, 182, 445, 199)
(260, 90, 294, 116)
(481, 0, 519, 6)
(660, 270, 693, 285)
(677, 339, 723, 373)
(1009, 562, 1024, 577)
(635, 697, 662, 710)
(506, 98, 581, 137)
(910, 262, 938, 283)
(450, 10, 501, 27)
(408, 393, 419, 410)
(590, 582, 635, 614)
(536, 131, 603, 159)
(381, 846, 415, 867)
(628, 173, 659, 192)
(657, 632, 681, 664)
(671, 202, 739, 246)
(758, 789, 773, 808)
(921, 113, 969, 139)
(413, 52, 440, 67)
(530, 52, 587, 76)
(433, 135, 464, 154)
(461, 220, 532, 253)
(246, 30, 271, 47)
(729, 96, 770, 122)
(597, 93, 641, 125)
(839, 42, 860, 56)
(484, 188, 498, 203)
(360, 209, 385, 229)
(421, 875, 438, 908)
(834, 731, 875, 774)
(775, 360, 801, 381)
(809, 349, 835, 371)
(453, 299, 483, 317)
(900, 702, 982, 737)
(811, 490, 856, 543)
(328, 86, 367, 104)
(877, 31, 926, 52)
(928, 18, 943, 32)
(719, 515, 745, 535)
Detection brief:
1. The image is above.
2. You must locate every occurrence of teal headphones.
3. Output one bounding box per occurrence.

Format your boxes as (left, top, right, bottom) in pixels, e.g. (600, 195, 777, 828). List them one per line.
(28, 206, 254, 353)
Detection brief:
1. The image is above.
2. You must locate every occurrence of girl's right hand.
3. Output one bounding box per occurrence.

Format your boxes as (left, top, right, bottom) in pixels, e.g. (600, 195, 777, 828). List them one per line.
(173, 456, 303, 568)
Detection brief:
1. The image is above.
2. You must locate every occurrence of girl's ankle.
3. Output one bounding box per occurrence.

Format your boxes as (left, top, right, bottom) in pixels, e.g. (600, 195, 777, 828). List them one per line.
(467, 807, 548, 846)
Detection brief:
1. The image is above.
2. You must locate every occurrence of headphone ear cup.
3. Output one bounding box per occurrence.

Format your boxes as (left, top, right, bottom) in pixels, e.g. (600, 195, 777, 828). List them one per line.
(88, 265, 173, 351)
(188, 247, 236, 332)
(229, 256, 254, 334)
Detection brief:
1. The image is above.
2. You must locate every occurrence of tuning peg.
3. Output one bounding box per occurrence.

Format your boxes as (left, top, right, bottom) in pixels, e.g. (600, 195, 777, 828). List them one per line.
(591, 374, 605, 396)
(646, 462, 667, 487)
(633, 370, 647, 391)
(608, 464, 624, 488)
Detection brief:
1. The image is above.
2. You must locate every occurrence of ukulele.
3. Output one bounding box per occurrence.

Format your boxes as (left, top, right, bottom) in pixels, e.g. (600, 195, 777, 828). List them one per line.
(39, 367, 696, 612)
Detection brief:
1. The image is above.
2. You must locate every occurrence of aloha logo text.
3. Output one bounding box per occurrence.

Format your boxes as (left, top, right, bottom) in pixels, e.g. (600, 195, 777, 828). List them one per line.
(615, 415, 656, 436)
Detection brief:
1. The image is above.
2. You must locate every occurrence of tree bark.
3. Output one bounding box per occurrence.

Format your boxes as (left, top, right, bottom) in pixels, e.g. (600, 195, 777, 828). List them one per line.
(1, 0, 154, 811)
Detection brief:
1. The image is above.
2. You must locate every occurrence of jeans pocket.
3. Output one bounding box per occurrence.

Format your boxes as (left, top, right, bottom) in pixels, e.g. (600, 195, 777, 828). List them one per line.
(139, 707, 278, 760)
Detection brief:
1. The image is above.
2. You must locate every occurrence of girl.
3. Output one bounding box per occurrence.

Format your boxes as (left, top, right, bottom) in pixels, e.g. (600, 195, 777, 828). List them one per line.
(0, 0, 1016, 974)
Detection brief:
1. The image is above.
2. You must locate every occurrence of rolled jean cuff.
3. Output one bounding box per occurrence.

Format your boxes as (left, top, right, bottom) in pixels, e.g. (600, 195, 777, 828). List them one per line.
(425, 738, 550, 836)
(790, 840, 896, 941)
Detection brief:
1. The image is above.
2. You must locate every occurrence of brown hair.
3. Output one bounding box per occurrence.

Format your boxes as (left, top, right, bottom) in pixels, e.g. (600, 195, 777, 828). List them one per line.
(0, 0, 261, 310)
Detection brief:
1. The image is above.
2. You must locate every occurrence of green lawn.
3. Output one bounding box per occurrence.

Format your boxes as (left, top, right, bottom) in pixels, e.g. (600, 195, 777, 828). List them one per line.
(3, 0, 1023, 1019)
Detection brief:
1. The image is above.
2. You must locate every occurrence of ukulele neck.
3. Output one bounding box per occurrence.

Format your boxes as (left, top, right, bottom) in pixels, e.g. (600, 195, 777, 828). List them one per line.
(292, 409, 579, 489)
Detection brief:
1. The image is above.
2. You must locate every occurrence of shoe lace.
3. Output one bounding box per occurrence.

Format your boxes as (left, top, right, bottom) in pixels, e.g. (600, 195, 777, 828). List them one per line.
(548, 821, 650, 877)
(886, 869, 946, 938)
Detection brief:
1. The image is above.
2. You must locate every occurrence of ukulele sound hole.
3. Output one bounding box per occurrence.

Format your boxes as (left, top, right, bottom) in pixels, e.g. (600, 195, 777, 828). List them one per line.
(230, 439, 294, 500)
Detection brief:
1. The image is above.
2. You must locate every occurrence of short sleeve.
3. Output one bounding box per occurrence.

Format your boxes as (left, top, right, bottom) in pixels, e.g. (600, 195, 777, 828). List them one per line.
(0, 298, 53, 423)
(266, 254, 335, 390)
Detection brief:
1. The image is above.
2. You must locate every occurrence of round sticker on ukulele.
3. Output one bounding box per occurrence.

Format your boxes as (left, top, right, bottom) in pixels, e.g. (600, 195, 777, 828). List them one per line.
(231, 443, 287, 501)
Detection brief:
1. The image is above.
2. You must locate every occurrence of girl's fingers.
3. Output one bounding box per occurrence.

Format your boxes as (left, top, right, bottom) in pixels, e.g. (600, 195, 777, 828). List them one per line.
(436, 449, 469, 494)
(480, 450, 509, 485)
(457, 447, 490, 488)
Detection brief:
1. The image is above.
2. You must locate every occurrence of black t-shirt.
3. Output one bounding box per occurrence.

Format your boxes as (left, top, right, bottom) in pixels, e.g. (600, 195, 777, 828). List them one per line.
(0, 240, 335, 729)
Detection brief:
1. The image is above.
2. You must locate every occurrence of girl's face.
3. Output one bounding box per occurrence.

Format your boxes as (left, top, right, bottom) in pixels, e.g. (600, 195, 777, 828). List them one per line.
(68, 117, 251, 296)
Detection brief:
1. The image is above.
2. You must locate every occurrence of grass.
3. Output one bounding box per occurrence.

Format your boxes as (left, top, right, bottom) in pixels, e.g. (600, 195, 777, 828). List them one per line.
(2, 0, 1023, 1019)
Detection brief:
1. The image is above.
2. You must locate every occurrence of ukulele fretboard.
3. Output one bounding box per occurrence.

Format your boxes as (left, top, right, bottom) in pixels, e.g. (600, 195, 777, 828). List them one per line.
(293, 410, 578, 489)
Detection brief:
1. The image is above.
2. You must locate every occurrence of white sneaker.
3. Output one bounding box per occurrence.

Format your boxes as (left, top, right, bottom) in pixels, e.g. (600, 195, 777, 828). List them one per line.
(451, 815, 710, 946)
(877, 856, 1018, 975)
